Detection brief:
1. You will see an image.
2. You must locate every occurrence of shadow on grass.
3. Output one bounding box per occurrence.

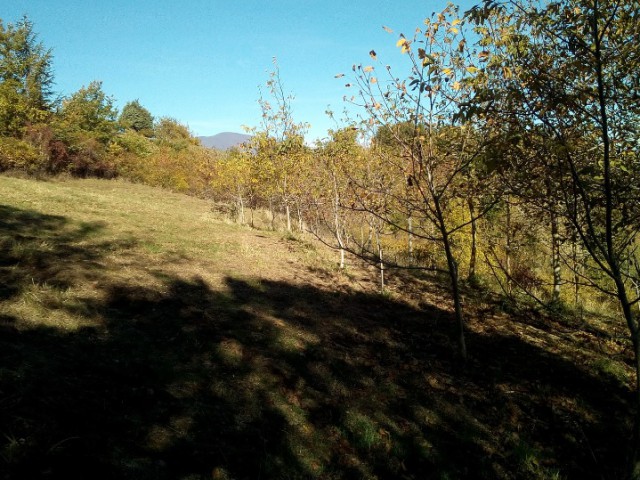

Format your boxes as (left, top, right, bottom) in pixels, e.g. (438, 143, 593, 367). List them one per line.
(0, 204, 632, 479)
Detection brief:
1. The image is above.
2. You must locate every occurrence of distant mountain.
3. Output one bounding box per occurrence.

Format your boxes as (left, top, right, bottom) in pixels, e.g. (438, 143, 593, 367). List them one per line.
(198, 132, 251, 150)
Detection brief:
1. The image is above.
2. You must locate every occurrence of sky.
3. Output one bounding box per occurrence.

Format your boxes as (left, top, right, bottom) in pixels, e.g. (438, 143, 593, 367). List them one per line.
(1, 0, 475, 143)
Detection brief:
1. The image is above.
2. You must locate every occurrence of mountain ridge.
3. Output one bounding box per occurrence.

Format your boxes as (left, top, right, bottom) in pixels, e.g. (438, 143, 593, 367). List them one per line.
(198, 132, 251, 150)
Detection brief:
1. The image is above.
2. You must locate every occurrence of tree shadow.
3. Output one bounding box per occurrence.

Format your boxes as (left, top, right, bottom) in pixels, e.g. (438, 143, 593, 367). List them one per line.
(0, 205, 632, 479)
(0, 204, 127, 299)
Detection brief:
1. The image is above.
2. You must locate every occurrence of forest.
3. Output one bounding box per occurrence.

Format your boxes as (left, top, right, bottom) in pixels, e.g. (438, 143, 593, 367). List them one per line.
(1, 0, 639, 478)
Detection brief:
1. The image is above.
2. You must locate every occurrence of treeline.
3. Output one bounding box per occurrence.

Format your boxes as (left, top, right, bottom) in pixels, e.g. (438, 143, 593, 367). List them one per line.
(2, 1, 640, 473)
(0, 16, 219, 192)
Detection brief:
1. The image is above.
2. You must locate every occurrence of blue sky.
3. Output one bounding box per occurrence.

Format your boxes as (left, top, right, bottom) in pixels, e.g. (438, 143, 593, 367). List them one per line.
(1, 0, 475, 142)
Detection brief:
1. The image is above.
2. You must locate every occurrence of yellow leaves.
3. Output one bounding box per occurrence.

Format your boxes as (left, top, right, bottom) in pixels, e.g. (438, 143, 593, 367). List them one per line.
(442, 67, 454, 76)
(449, 27, 459, 34)
(396, 36, 411, 53)
(370, 77, 378, 84)
(418, 48, 433, 67)
(363, 65, 374, 73)
(452, 81, 461, 90)
(451, 18, 462, 26)
(466, 65, 478, 74)
(382, 25, 394, 34)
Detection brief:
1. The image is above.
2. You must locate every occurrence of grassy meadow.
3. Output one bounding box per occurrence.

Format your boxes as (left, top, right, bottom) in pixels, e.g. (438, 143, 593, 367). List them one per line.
(0, 176, 633, 479)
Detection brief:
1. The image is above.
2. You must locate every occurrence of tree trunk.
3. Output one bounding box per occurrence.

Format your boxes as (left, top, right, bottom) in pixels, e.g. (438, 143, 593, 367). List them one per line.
(550, 207, 561, 303)
(505, 198, 513, 297)
(335, 204, 345, 270)
(468, 198, 477, 281)
(269, 197, 276, 231)
(442, 228, 467, 361)
(237, 189, 245, 224)
(571, 233, 580, 307)
(435, 197, 467, 361)
(285, 202, 292, 232)
(297, 202, 303, 232)
(408, 215, 414, 265)
(375, 228, 385, 293)
(332, 175, 345, 269)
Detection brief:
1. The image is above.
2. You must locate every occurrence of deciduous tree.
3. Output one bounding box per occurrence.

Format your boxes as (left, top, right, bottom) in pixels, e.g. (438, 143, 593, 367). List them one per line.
(468, 0, 640, 473)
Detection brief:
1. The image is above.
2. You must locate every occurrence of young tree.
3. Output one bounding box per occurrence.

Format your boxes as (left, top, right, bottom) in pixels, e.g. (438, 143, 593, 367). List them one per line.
(342, 4, 499, 360)
(59, 81, 118, 144)
(468, 0, 640, 474)
(309, 126, 365, 269)
(212, 147, 254, 224)
(0, 16, 54, 136)
(246, 59, 310, 232)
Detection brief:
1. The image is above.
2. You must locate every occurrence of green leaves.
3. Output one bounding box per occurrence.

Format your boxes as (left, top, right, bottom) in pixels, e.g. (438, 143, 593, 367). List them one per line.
(60, 81, 118, 144)
(0, 16, 54, 136)
(119, 100, 154, 136)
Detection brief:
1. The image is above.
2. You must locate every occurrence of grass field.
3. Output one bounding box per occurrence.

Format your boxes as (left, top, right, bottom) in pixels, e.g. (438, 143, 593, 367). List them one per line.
(0, 176, 633, 479)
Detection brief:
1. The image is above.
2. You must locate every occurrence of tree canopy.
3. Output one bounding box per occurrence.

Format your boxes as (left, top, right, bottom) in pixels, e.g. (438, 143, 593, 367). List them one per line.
(119, 99, 154, 136)
(0, 16, 54, 136)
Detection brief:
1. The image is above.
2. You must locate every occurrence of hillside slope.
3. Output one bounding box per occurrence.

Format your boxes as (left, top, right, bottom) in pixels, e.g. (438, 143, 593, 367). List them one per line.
(0, 176, 632, 479)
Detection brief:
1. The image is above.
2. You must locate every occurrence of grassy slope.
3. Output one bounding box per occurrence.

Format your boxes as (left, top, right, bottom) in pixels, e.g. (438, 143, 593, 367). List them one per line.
(0, 176, 633, 479)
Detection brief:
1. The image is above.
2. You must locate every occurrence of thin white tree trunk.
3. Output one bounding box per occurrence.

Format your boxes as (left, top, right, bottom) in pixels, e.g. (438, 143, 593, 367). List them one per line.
(285, 202, 291, 232)
(237, 187, 245, 224)
(408, 215, 414, 265)
(376, 228, 385, 293)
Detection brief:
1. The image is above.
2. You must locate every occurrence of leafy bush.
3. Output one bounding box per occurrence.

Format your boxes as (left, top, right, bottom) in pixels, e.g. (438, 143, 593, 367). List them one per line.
(0, 136, 47, 173)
